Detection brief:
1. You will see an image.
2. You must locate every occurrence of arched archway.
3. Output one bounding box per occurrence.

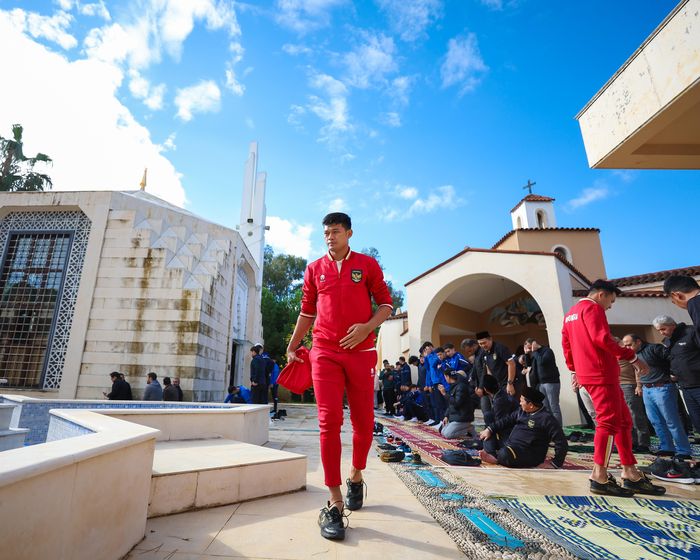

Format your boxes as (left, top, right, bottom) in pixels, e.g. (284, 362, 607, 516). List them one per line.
(419, 273, 548, 352)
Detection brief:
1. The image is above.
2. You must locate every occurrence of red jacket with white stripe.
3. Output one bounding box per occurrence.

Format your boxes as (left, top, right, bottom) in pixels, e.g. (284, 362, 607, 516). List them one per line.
(561, 297, 637, 385)
(300, 249, 393, 352)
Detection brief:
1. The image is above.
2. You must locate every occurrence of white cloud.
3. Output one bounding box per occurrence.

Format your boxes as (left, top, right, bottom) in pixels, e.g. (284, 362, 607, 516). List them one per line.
(567, 185, 610, 210)
(388, 75, 412, 107)
(376, 0, 442, 42)
(8, 8, 78, 50)
(328, 198, 347, 211)
(282, 43, 312, 55)
(306, 72, 351, 139)
(245, 117, 255, 129)
(441, 33, 488, 94)
(175, 80, 221, 121)
(480, 0, 504, 10)
(162, 133, 177, 151)
(79, 2, 111, 21)
(225, 43, 246, 96)
(612, 169, 637, 183)
(0, 15, 185, 205)
(396, 185, 418, 199)
(275, 0, 347, 33)
(344, 33, 397, 89)
(265, 216, 314, 259)
(380, 112, 401, 127)
(128, 70, 165, 110)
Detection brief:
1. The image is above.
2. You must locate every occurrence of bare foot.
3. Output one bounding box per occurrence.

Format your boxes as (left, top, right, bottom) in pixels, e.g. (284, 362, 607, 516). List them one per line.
(479, 449, 498, 464)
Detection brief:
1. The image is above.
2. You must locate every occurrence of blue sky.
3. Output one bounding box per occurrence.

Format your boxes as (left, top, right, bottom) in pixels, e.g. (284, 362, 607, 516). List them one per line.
(1, 0, 697, 298)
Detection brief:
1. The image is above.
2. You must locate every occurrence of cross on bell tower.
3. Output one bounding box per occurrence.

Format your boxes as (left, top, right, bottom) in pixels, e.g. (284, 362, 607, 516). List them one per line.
(522, 179, 536, 195)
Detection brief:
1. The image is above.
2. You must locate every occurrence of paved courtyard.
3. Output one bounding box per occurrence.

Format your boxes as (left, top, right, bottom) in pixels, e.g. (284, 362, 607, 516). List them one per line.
(125, 405, 697, 560)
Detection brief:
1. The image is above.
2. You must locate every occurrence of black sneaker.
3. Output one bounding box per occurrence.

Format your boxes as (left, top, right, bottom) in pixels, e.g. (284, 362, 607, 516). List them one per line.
(318, 502, 345, 540)
(590, 475, 635, 497)
(652, 458, 695, 484)
(622, 473, 667, 495)
(689, 462, 700, 484)
(652, 449, 675, 457)
(344, 478, 366, 511)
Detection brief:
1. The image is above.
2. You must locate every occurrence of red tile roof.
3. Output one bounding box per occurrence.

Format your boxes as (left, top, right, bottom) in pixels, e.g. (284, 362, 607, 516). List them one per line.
(405, 247, 591, 287)
(386, 311, 408, 321)
(492, 227, 601, 249)
(510, 194, 555, 213)
(573, 289, 667, 298)
(609, 266, 700, 287)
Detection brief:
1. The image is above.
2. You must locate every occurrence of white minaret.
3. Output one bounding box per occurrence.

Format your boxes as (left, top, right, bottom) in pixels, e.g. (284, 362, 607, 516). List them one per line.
(510, 194, 556, 229)
(239, 142, 267, 287)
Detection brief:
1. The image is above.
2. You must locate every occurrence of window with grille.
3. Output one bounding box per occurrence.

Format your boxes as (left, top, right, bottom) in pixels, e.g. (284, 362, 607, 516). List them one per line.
(0, 232, 72, 388)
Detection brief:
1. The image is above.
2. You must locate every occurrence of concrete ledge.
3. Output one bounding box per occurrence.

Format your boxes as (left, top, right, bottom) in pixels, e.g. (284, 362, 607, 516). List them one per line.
(0, 410, 159, 560)
(148, 439, 307, 517)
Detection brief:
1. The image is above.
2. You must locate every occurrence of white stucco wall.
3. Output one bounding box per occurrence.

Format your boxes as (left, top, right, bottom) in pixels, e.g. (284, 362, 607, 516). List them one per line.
(405, 251, 583, 425)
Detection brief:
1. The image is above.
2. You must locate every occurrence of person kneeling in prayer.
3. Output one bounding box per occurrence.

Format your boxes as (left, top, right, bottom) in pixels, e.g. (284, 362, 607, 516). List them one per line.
(438, 368, 475, 439)
(478, 386, 568, 468)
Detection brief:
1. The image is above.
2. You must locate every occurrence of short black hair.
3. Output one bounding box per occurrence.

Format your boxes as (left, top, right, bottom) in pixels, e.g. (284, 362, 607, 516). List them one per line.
(443, 343, 455, 350)
(625, 333, 643, 343)
(398, 356, 406, 362)
(663, 275, 700, 295)
(322, 212, 351, 230)
(110, 371, 121, 379)
(461, 338, 477, 348)
(163, 376, 172, 385)
(435, 346, 445, 353)
(409, 384, 418, 389)
(408, 355, 419, 365)
(525, 338, 536, 345)
(147, 372, 157, 380)
(420, 341, 433, 353)
(588, 279, 622, 296)
(251, 344, 263, 355)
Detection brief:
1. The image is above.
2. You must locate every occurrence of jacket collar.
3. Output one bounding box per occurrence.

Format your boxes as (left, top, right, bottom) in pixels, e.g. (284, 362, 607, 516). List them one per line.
(326, 247, 352, 261)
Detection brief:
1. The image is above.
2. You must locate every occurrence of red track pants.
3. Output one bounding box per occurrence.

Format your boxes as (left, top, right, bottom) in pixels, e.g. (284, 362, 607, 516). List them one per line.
(310, 346, 377, 487)
(583, 383, 636, 467)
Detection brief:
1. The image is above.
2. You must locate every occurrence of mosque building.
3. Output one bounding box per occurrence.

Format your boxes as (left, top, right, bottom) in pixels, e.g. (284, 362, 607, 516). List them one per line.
(0, 143, 267, 402)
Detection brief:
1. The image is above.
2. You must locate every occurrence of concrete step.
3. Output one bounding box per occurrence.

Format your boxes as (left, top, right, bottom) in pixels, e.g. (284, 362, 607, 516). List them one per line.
(0, 428, 30, 452)
(0, 404, 17, 431)
(148, 438, 307, 518)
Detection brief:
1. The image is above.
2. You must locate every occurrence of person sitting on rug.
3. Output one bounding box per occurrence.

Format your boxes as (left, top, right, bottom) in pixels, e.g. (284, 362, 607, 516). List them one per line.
(438, 368, 475, 439)
(482, 373, 518, 427)
(478, 387, 568, 469)
(399, 384, 429, 422)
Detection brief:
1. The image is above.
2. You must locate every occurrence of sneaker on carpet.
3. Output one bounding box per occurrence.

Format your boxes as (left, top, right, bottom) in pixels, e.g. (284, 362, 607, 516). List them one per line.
(423, 419, 434, 425)
(651, 458, 695, 484)
(377, 443, 397, 450)
(622, 472, 667, 495)
(395, 415, 405, 421)
(318, 502, 346, 540)
(408, 417, 419, 422)
(590, 475, 635, 497)
(380, 449, 405, 462)
(689, 462, 700, 484)
(344, 478, 366, 511)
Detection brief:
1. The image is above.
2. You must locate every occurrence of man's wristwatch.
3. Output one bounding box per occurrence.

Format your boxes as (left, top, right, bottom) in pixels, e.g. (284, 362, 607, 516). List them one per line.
(507, 380, 514, 385)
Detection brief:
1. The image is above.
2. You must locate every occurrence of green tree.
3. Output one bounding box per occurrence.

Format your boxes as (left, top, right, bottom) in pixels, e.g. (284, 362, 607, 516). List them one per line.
(360, 247, 404, 312)
(261, 245, 308, 363)
(0, 124, 53, 192)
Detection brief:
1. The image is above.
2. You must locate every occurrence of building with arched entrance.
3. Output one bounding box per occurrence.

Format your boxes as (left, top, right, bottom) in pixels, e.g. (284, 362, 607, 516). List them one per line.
(378, 192, 699, 425)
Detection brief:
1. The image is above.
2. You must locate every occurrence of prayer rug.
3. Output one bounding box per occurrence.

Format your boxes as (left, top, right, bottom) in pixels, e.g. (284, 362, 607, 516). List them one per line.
(491, 495, 700, 560)
(387, 461, 577, 559)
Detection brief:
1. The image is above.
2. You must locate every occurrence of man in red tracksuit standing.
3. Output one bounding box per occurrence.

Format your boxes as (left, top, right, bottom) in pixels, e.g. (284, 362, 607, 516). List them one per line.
(562, 279, 665, 496)
(286, 212, 393, 540)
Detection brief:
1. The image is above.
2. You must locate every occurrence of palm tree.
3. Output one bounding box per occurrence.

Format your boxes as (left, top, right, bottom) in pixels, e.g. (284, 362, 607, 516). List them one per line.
(0, 124, 53, 191)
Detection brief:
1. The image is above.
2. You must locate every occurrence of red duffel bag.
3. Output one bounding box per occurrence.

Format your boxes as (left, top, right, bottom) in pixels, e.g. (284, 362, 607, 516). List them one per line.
(277, 346, 313, 394)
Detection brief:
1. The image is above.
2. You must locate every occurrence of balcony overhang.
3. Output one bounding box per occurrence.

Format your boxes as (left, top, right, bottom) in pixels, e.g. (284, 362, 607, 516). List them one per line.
(576, 0, 700, 169)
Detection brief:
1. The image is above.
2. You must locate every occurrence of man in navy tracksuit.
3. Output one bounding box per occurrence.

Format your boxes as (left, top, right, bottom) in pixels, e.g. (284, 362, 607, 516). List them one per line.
(250, 345, 269, 404)
(479, 386, 568, 468)
(421, 342, 447, 425)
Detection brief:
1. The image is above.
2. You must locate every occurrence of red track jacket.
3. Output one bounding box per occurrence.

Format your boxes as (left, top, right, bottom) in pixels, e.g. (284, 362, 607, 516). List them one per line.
(300, 249, 393, 352)
(561, 297, 637, 385)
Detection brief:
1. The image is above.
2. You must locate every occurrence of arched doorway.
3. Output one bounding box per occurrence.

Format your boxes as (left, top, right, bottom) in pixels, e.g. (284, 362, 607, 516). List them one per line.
(420, 273, 549, 353)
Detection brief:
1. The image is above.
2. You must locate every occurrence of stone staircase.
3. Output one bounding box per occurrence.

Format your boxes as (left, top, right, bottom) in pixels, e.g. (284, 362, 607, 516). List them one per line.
(148, 438, 307, 517)
(0, 403, 29, 452)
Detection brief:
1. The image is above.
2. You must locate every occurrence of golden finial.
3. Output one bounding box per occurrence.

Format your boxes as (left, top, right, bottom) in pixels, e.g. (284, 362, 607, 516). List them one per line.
(139, 168, 148, 191)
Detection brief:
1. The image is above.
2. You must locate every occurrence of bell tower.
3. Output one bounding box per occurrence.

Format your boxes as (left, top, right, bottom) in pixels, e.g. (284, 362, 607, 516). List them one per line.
(510, 194, 556, 230)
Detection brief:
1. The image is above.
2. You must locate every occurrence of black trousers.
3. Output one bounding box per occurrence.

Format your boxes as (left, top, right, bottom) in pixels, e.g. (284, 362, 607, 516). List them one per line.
(252, 384, 269, 404)
(382, 388, 396, 415)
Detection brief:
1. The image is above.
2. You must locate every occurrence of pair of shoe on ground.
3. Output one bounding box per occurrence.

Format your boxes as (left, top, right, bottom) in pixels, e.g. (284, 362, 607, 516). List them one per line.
(590, 472, 666, 497)
(646, 456, 700, 484)
(318, 478, 365, 540)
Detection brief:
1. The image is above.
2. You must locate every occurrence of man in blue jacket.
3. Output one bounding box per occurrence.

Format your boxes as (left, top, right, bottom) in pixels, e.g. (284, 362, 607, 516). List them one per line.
(421, 342, 447, 426)
(250, 344, 269, 404)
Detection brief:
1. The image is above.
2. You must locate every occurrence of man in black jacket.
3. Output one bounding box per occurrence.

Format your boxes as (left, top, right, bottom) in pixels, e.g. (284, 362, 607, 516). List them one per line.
(653, 314, 700, 437)
(622, 334, 692, 458)
(525, 338, 562, 426)
(479, 386, 568, 468)
(250, 344, 269, 404)
(663, 275, 700, 437)
(438, 369, 475, 439)
(104, 371, 132, 400)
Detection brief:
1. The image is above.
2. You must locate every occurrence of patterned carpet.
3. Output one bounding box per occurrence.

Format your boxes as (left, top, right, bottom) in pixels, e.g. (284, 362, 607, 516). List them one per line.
(490, 495, 700, 560)
(377, 416, 698, 471)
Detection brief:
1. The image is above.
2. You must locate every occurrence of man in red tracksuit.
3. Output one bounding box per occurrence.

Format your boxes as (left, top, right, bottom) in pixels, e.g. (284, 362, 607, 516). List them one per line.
(562, 279, 665, 496)
(286, 212, 393, 540)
